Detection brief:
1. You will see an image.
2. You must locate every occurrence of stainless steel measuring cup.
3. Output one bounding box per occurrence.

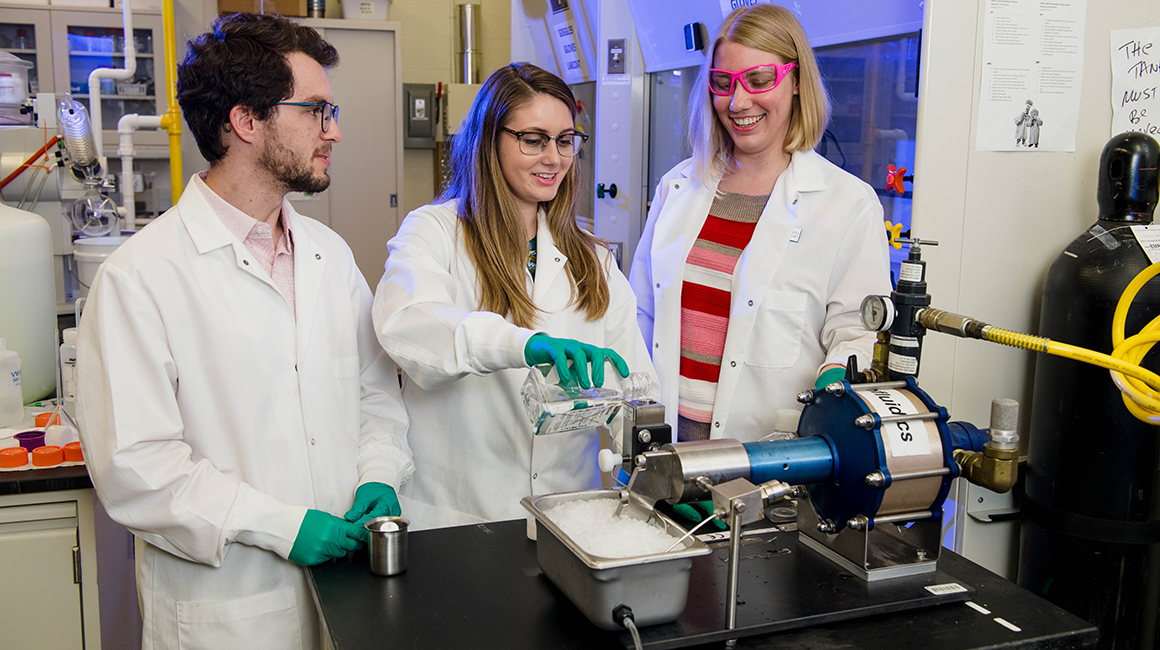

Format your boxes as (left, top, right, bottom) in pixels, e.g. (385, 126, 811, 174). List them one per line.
(365, 516, 409, 576)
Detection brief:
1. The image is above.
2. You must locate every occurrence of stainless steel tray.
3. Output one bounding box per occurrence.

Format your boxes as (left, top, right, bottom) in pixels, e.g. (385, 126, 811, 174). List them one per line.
(521, 489, 712, 631)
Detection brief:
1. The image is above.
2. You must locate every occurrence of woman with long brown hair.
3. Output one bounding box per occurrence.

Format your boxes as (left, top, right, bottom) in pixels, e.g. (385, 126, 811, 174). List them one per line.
(373, 63, 655, 529)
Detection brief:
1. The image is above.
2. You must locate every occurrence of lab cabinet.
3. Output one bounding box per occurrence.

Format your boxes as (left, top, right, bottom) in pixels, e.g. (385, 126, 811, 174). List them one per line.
(49, 6, 167, 149)
(0, 488, 102, 650)
(0, 4, 168, 150)
(0, 8, 54, 99)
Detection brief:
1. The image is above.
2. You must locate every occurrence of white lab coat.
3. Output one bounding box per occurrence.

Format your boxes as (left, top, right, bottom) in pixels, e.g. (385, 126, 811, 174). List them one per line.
(630, 151, 891, 442)
(76, 177, 413, 650)
(372, 200, 656, 530)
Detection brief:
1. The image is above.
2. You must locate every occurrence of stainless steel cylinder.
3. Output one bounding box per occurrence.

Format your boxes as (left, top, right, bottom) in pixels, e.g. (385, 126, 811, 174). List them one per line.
(365, 516, 409, 576)
(458, 4, 480, 83)
(662, 440, 751, 503)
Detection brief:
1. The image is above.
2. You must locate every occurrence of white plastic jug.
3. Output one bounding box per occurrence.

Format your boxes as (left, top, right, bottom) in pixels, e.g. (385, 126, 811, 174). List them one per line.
(0, 339, 23, 427)
(0, 203, 56, 403)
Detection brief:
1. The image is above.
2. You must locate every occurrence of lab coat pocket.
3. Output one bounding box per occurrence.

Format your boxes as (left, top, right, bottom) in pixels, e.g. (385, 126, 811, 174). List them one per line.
(746, 290, 807, 369)
(176, 587, 302, 650)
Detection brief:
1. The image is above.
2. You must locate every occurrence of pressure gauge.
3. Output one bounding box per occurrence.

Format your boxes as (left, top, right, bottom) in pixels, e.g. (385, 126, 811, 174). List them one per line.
(860, 295, 895, 332)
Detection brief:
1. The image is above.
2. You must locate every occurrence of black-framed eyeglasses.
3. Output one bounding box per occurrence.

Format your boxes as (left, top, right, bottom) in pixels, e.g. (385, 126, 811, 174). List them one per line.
(275, 101, 340, 133)
(502, 127, 588, 157)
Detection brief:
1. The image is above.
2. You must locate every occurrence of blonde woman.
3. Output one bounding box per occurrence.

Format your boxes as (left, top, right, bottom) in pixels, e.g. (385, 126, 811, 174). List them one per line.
(630, 5, 891, 444)
(373, 63, 656, 529)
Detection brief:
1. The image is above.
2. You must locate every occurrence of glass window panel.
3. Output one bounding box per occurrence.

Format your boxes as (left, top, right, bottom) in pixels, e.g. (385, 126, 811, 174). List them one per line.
(645, 34, 922, 284)
(816, 34, 921, 283)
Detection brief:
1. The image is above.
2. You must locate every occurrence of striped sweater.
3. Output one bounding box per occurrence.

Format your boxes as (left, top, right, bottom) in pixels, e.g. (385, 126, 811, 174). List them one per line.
(677, 191, 768, 441)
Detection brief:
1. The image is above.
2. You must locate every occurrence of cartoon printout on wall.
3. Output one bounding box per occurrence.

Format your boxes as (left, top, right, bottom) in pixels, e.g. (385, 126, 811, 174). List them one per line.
(975, 0, 1086, 152)
(1013, 100, 1044, 148)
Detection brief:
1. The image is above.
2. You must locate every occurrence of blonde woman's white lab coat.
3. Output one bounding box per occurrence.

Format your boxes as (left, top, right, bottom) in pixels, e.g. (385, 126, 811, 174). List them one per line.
(76, 178, 414, 650)
(629, 151, 891, 442)
(373, 200, 657, 530)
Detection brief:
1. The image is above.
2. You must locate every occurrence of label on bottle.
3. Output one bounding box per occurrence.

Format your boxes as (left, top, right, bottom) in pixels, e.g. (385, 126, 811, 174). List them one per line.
(538, 404, 621, 435)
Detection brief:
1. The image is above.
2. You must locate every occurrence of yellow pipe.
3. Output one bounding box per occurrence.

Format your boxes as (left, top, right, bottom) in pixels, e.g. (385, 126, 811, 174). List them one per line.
(160, 0, 183, 204)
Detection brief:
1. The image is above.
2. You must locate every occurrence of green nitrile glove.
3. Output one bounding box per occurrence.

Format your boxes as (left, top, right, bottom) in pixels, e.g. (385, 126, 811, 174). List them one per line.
(343, 482, 401, 534)
(814, 367, 846, 390)
(524, 333, 630, 389)
(671, 501, 728, 531)
(289, 509, 364, 566)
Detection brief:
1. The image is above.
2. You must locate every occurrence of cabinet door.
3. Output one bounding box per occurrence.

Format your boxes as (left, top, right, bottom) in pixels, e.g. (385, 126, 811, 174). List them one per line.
(49, 8, 167, 149)
(0, 7, 54, 103)
(301, 23, 403, 288)
(0, 506, 83, 649)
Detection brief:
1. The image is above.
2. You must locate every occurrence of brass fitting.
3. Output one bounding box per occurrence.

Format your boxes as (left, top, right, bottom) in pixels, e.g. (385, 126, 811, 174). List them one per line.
(954, 445, 1019, 493)
(867, 332, 890, 382)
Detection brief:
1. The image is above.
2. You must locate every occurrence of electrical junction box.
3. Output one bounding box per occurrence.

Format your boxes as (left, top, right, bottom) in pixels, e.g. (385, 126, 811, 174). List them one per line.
(403, 83, 436, 149)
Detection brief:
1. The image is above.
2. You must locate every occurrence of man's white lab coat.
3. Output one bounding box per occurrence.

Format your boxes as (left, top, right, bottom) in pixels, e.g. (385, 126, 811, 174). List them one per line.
(77, 177, 413, 650)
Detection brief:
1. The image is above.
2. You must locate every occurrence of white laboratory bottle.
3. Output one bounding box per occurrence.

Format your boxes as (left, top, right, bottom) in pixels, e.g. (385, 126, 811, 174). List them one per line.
(521, 361, 651, 436)
(60, 328, 78, 416)
(0, 339, 24, 428)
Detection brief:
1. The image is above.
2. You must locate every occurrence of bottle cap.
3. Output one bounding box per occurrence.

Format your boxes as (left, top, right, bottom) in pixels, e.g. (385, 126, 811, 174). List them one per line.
(63, 441, 84, 462)
(34, 412, 61, 427)
(63, 328, 78, 344)
(0, 338, 5, 351)
(0, 446, 28, 468)
(31, 445, 63, 467)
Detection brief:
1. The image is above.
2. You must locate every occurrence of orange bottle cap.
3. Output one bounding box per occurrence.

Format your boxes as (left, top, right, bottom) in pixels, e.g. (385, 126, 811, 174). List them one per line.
(0, 447, 29, 468)
(31, 445, 64, 467)
(34, 412, 61, 427)
(63, 441, 84, 462)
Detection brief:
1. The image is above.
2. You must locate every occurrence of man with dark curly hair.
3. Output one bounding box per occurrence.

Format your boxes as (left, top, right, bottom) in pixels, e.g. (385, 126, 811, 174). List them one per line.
(76, 13, 412, 649)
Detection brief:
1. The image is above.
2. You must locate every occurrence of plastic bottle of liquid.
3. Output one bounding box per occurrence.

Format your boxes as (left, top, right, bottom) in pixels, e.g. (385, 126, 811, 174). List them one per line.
(0, 339, 24, 428)
(60, 328, 78, 416)
(521, 362, 651, 436)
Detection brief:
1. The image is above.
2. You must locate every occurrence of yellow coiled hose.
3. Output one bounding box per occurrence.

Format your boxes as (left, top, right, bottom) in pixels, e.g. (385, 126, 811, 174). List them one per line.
(981, 261, 1160, 424)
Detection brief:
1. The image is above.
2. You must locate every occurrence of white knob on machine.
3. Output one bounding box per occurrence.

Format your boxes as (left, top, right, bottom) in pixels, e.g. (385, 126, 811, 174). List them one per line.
(598, 448, 621, 474)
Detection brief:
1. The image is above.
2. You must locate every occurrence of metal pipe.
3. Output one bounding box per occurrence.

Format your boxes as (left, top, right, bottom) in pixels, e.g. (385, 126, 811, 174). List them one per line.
(457, 4, 480, 84)
(855, 411, 940, 430)
(725, 500, 744, 642)
(848, 509, 936, 530)
(744, 437, 834, 486)
(864, 466, 950, 487)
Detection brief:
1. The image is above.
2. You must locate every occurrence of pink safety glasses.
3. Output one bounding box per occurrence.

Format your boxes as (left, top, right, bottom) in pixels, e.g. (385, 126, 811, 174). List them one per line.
(708, 62, 797, 96)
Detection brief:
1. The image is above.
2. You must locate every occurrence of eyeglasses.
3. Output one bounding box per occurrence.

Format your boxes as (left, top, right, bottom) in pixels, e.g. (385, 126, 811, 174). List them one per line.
(708, 62, 797, 96)
(275, 101, 340, 133)
(502, 127, 588, 157)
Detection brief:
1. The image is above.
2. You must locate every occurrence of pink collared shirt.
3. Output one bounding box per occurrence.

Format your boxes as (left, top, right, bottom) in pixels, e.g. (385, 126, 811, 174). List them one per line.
(194, 172, 296, 318)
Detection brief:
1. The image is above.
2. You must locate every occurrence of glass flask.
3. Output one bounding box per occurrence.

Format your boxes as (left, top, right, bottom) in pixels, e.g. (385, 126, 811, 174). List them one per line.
(521, 362, 651, 436)
(71, 179, 118, 237)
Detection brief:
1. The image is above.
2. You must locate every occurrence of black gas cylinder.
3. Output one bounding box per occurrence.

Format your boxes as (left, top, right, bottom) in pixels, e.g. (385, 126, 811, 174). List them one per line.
(1020, 132, 1160, 650)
